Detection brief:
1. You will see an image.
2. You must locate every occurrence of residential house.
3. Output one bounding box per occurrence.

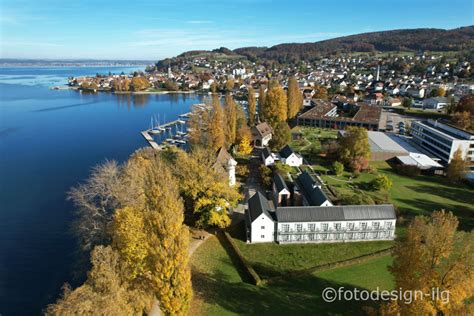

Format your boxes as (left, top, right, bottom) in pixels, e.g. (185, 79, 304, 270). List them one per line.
(261, 146, 278, 166)
(212, 147, 237, 186)
(245, 193, 275, 243)
(279, 145, 303, 167)
(294, 171, 333, 206)
(251, 122, 273, 147)
(422, 97, 448, 110)
(272, 173, 291, 206)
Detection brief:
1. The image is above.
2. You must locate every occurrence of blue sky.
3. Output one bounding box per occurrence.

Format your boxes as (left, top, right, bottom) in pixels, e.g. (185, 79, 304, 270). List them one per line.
(1, 0, 472, 60)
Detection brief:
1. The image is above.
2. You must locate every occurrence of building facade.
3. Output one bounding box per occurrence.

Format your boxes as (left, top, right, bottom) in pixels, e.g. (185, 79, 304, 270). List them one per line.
(411, 120, 474, 178)
(246, 192, 396, 244)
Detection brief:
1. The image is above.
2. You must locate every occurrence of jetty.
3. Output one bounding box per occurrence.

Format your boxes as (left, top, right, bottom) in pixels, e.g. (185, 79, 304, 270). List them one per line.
(141, 111, 191, 150)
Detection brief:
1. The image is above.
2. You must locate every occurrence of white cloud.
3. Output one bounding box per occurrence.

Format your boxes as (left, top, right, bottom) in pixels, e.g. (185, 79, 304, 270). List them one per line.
(186, 20, 213, 24)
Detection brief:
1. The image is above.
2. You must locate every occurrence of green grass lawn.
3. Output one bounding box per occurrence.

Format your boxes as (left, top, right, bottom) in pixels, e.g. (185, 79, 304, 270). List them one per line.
(230, 227, 393, 278)
(190, 236, 392, 316)
(320, 161, 474, 230)
(315, 255, 394, 291)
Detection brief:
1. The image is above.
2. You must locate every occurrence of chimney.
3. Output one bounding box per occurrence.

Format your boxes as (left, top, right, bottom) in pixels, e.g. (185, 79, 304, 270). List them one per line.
(376, 64, 380, 81)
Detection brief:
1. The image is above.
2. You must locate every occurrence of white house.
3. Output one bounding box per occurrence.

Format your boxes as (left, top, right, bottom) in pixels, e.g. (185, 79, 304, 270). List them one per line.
(245, 193, 275, 243)
(422, 97, 448, 110)
(212, 147, 237, 186)
(245, 192, 396, 244)
(279, 145, 303, 167)
(251, 122, 273, 147)
(272, 173, 291, 207)
(261, 147, 279, 166)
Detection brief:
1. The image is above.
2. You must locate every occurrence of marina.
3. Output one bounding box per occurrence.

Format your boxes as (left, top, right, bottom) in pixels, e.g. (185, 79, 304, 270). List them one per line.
(141, 111, 192, 150)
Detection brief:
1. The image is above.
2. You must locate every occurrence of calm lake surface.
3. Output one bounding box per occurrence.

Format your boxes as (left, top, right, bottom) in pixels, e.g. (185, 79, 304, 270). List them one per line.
(0, 67, 205, 315)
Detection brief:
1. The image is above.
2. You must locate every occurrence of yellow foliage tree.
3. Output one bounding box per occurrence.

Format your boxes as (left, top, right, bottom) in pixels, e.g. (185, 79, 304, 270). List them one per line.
(169, 148, 240, 229)
(265, 83, 287, 127)
(247, 86, 257, 126)
(388, 211, 474, 315)
(143, 158, 192, 316)
(224, 93, 238, 146)
(287, 77, 302, 119)
(238, 135, 253, 156)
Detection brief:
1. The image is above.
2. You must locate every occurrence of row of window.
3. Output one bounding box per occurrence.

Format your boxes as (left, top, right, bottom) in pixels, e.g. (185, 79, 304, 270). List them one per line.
(278, 231, 393, 242)
(279, 221, 393, 232)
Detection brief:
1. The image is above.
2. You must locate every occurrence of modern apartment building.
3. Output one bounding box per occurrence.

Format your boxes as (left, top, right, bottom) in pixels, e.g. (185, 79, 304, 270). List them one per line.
(411, 120, 474, 178)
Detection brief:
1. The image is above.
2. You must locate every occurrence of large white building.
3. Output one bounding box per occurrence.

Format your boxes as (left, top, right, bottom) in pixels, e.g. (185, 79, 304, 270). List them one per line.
(411, 120, 474, 179)
(245, 192, 396, 244)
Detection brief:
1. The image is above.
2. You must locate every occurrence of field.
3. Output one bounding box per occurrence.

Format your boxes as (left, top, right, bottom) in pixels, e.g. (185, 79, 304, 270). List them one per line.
(190, 236, 392, 316)
(229, 222, 393, 278)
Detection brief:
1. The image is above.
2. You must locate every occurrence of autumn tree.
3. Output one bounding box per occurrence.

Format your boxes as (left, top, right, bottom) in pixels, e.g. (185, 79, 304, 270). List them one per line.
(45, 246, 152, 315)
(338, 127, 371, 172)
(269, 121, 291, 151)
(237, 135, 253, 156)
(456, 95, 474, 115)
(388, 211, 474, 315)
(168, 148, 240, 229)
(446, 148, 467, 183)
(224, 94, 238, 146)
(209, 95, 225, 150)
(68, 160, 127, 251)
(452, 111, 472, 131)
(265, 83, 288, 127)
(247, 86, 257, 126)
(258, 85, 267, 120)
(130, 76, 150, 91)
(313, 85, 328, 100)
(210, 81, 217, 93)
(287, 77, 302, 119)
(142, 159, 192, 316)
(225, 78, 234, 92)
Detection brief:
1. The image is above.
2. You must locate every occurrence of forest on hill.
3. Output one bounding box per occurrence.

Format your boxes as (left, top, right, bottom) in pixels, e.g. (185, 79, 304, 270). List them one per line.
(156, 26, 474, 68)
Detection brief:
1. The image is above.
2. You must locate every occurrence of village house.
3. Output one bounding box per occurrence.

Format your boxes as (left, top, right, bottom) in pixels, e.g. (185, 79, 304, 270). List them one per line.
(422, 97, 448, 110)
(294, 171, 332, 207)
(251, 122, 273, 147)
(279, 145, 304, 167)
(272, 173, 291, 207)
(212, 147, 237, 186)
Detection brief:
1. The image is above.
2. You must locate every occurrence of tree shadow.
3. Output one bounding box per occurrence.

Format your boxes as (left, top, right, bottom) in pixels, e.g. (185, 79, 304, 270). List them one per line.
(191, 267, 378, 315)
(397, 197, 473, 231)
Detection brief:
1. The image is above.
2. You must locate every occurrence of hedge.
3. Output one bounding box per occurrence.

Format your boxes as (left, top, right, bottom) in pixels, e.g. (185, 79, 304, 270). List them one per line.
(222, 231, 263, 286)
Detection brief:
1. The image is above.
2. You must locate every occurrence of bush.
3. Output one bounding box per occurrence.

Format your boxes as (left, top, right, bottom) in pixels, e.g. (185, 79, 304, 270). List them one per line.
(235, 165, 249, 178)
(339, 192, 375, 205)
(371, 174, 393, 191)
(332, 161, 344, 176)
(259, 165, 272, 189)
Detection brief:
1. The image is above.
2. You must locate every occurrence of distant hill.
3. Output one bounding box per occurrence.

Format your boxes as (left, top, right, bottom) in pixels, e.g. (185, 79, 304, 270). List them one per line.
(235, 26, 474, 62)
(156, 26, 474, 68)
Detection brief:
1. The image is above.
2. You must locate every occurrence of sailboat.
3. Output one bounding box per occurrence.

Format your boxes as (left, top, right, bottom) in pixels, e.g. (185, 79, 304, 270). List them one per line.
(156, 114, 166, 132)
(149, 116, 161, 134)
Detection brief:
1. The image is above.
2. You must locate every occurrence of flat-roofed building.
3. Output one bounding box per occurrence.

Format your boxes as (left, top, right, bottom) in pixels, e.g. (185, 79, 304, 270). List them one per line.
(411, 120, 474, 179)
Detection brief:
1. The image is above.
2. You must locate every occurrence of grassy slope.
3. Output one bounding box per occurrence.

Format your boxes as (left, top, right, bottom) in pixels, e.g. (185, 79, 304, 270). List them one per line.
(231, 232, 393, 278)
(190, 236, 392, 316)
(322, 161, 474, 230)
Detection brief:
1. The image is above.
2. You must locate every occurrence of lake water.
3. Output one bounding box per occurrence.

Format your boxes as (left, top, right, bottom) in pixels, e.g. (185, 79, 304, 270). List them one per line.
(0, 67, 205, 315)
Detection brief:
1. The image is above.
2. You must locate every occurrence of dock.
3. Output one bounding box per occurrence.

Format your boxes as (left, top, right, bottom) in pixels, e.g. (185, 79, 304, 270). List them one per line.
(140, 131, 164, 150)
(140, 111, 191, 150)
